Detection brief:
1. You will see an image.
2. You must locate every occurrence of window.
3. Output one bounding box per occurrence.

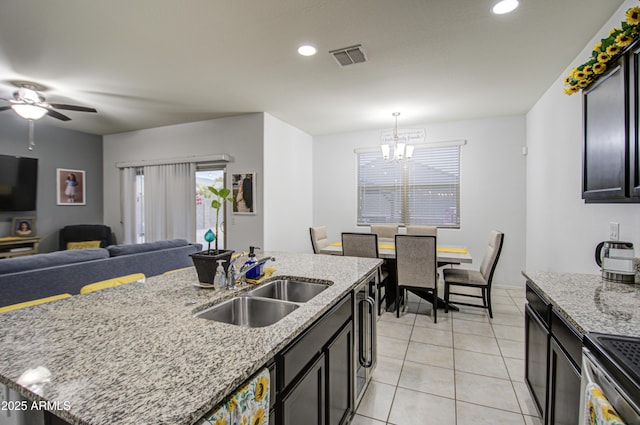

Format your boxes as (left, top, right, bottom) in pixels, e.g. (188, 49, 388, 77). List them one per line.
(357, 143, 461, 228)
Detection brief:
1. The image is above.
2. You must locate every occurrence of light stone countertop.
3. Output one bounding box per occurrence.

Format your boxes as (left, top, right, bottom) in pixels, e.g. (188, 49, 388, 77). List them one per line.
(522, 270, 640, 338)
(0, 252, 381, 425)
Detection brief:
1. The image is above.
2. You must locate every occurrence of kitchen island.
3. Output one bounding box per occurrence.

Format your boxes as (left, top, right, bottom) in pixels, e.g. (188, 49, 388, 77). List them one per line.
(0, 252, 381, 425)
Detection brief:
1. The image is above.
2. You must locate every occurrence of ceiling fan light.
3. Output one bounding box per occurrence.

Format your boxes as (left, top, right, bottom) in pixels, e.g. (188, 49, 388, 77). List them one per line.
(12, 104, 48, 120)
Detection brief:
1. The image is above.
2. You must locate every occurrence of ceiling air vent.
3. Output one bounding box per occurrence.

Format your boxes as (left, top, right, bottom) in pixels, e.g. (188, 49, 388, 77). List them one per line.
(329, 44, 367, 66)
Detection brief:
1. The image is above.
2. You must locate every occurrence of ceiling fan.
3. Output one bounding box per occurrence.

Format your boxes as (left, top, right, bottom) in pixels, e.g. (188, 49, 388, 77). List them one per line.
(0, 82, 97, 122)
(0, 82, 97, 150)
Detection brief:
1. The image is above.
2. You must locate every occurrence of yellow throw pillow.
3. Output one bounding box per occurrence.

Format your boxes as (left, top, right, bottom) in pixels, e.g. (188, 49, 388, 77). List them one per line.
(67, 240, 102, 250)
(80, 273, 146, 294)
(0, 294, 72, 313)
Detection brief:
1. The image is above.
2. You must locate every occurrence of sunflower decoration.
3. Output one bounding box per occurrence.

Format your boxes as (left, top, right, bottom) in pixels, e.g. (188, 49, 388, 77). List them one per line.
(251, 407, 266, 425)
(254, 376, 269, 402)
(563, 5, 640, 95)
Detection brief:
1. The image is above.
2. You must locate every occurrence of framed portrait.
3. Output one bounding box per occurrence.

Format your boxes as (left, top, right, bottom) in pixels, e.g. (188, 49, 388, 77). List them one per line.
(231, 172, 256, 215)
(56, 168, 86, 205)
(12, 216, 36, 237)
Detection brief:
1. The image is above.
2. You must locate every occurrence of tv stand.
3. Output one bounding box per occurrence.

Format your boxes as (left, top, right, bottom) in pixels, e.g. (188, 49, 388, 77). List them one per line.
(0, 236, 41, 259)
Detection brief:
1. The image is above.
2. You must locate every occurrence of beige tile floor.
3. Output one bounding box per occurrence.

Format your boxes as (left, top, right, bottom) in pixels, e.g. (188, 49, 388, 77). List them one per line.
(353, 285, 543, 425)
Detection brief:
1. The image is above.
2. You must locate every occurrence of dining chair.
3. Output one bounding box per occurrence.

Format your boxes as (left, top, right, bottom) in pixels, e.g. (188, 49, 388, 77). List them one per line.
(342, 232, 388, 315)
(370, 224, 399, 240)
(395, 234, 439, 322)
(309, 226, 329, 254)
(406, 225, 438, 236)
(443, 230, 504, 318)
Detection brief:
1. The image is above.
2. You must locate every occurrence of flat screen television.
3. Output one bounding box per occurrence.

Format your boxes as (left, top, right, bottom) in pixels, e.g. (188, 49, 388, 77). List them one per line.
(0, 154, 38, 211)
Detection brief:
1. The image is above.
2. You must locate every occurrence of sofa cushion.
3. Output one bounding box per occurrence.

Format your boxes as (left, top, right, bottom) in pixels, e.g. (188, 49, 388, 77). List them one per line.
(107, 239, 190, 257)
(0, 248, 110, 274)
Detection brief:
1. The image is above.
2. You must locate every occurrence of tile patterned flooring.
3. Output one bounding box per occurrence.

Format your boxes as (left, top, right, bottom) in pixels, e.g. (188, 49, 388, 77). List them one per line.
(353, 286, 543, 425)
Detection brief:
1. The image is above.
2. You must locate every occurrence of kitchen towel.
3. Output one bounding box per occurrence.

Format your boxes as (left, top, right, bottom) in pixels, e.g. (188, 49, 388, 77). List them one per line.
(584, 382, 625, 425)
(201, 367, 269, 425)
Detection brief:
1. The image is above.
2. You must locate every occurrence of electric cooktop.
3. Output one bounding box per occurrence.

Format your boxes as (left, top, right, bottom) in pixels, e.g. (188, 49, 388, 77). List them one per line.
(584, 333, 640, 400)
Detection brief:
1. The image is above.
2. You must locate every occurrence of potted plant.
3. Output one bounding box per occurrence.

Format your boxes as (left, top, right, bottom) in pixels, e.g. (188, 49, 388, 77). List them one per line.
(190, 186, 236, 284)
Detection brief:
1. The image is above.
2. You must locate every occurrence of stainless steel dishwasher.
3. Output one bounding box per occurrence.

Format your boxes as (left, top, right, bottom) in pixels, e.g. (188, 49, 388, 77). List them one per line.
(353, 272, 377, 408)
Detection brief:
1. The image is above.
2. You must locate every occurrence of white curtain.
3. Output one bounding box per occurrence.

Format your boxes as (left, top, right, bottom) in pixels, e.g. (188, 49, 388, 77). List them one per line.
(143, 162, 196, 242)
(120, 167, 138, 244)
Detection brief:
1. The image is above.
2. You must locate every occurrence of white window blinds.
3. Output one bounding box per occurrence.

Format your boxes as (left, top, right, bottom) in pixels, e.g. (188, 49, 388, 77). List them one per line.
(357, 143, 461, 228)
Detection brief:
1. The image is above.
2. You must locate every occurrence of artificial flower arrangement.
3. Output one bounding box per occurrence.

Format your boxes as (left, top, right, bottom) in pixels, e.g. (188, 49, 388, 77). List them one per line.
(563, 5, 640, 95)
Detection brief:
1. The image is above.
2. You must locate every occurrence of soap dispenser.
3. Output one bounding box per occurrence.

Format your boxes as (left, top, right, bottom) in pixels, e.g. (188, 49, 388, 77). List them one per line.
(214, 259, 227, 290)
(245, 246, 262, 280)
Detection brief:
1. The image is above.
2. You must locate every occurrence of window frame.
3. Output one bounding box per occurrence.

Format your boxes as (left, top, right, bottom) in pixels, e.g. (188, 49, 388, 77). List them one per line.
(356, 140, 464, 229)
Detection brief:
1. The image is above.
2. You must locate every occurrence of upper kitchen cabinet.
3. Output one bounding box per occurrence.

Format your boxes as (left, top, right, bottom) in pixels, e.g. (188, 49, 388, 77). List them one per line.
(582, 40, 640, 203)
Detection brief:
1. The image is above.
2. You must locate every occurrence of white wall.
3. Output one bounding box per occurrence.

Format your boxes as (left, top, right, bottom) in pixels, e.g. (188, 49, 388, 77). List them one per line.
(263, 113, 313, 252)
(102, 114, 265, 252)
(313, 115, 527, 286)
(526, 0, 640, 275)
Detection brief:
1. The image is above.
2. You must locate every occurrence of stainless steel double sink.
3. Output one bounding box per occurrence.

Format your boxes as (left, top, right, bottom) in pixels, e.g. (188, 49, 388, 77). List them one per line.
(194, 279, 329, 328)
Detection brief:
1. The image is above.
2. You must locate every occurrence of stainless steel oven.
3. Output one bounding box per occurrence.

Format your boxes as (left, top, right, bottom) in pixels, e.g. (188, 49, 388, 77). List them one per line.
(353, 272, 377, 408)
(580, 333, 640, 424)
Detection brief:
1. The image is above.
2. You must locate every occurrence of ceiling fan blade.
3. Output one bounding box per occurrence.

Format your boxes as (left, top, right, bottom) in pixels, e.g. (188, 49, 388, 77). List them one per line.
(0, 105, 12, 112)
(46, 108, 71, 121)
(49, 103, 97, 113)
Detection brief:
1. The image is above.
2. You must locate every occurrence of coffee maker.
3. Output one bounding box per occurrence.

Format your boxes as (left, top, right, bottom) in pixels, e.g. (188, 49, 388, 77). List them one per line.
(595, 241, 636, 283)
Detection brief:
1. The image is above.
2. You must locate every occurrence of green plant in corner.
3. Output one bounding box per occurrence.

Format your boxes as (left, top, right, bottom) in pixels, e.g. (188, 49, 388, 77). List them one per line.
(206, 186, 235, 253)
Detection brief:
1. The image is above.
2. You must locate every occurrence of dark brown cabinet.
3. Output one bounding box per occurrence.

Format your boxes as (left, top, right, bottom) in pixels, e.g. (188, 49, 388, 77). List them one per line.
(547, 337, 581, 425)
(582, 39, 640, 202)
(326, 324, 353, 425)
(281, 353, 325, 425)
(546, 309, 582, 425)
(630, 44, 640, 198)
(525, 304, 550, 417)
(275, 294, 353, 425)
(524, 281, 582, 425)
(525, 283, 551, 418)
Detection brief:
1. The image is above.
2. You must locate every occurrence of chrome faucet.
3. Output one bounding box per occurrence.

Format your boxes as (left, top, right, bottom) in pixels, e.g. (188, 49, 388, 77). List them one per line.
(227, 256, 276, 288)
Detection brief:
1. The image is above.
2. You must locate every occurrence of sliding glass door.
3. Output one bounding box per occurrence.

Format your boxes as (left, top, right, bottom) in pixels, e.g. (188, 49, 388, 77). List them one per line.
(195, 168, 227, 249)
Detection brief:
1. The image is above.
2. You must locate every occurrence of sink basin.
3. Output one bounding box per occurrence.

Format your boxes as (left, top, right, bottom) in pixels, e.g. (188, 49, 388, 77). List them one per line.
(245, 279, 329, 303)
(195, 297, 299, 328)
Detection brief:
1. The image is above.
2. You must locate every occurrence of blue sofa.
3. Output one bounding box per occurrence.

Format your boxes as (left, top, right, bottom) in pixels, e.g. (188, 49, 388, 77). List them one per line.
(0, 239, 202, 307)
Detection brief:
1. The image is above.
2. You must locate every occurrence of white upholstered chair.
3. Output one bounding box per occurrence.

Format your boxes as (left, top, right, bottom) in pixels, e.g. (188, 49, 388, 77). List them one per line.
(309, 226, 329, 254)
(443, 230, 504, 318)
(395, 234, 439, 322)
(342, 232, 388, 315)
(406, 225, 438, 236)
(370, 224, 399, 239)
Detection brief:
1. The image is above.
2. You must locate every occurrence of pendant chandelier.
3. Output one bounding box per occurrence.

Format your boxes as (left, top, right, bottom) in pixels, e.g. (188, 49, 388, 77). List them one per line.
(380, 112, 425, 161)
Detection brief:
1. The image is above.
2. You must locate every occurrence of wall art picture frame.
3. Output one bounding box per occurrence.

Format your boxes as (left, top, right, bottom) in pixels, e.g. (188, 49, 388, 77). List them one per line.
(56, 168, 86, 205)
(11, 216, 36, 237)
(231, 172, 256, 215)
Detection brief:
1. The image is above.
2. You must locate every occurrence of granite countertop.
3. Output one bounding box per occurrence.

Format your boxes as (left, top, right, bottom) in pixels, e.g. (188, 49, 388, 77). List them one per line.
(522, 270, 640, 338)
(0, 252, 381, 425)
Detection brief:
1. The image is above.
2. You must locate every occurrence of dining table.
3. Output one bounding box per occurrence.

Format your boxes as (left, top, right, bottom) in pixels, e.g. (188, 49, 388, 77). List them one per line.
(318, 237, 473, 312)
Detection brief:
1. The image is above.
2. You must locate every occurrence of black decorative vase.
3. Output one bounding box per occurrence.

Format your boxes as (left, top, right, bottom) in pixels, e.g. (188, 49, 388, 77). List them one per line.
(189, 249, 234, 284)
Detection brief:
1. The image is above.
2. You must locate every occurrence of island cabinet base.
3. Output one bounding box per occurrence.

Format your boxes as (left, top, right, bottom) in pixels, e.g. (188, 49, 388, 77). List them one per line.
(274, 293, 353, 425)
(524, 280, 582, 425)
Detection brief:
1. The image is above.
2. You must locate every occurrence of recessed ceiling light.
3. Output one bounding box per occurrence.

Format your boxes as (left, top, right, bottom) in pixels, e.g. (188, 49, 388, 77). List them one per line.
(297, 45, 317, 56)
(492, 0, 519, 14)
